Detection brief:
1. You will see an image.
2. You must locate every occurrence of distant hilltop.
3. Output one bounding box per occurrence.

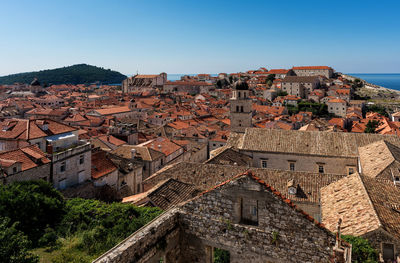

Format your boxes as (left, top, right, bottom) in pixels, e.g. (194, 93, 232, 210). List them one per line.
(0, 64, 127, 85)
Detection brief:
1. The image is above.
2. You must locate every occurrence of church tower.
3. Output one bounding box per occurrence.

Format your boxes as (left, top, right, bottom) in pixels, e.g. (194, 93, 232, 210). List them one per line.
(230, 79, 252, 133)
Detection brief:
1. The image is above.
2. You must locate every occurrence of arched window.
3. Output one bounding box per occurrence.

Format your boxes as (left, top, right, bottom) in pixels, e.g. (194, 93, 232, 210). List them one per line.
(236, 106, 239, 112)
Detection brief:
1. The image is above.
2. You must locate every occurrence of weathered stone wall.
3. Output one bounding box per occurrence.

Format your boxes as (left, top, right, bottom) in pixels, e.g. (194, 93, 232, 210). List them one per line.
(178, 176, 336, 262)
(363, 228, 400, 261)
(245, 150, 357, 175)
(143, 162, 343, 218)
(93, 209, 180, 263)
(3, 163, 51, 184)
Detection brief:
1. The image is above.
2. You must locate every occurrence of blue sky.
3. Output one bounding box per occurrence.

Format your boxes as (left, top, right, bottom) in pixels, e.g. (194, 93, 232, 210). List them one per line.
(0, 0, 399, 75)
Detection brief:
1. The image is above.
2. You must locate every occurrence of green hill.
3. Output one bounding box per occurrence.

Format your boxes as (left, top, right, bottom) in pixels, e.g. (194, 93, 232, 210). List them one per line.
(0, 64, 127, 85)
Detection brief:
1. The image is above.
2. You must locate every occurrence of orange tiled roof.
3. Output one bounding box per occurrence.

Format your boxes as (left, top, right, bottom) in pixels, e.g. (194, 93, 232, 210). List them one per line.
(91, 150, 117, 179)
(0, 119, 77, 140)
(0, 145, 50, 174)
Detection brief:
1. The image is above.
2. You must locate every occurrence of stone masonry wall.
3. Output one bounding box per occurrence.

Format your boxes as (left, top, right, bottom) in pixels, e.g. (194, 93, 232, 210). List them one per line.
(3, 163, 51, 184)
(93, 209, 180, 263)
(178, 176, 336, 263)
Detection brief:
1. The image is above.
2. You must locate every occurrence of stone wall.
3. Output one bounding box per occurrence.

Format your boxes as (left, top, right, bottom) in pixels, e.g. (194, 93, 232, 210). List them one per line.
(94, 173, 349, 263)
(143, 162, 344, 218)
(245, 151, 358, 175)
(178, 176, 336, 262)
(52, 142, 92, 189)
(363, 228, 400, 261)
(93, 209, 180, 263)
(2, 163, 51, 184)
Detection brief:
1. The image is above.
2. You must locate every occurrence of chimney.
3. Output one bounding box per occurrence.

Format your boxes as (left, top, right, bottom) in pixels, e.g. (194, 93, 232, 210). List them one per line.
(46, 144, 53, 154)
(131, 148, 136, 159)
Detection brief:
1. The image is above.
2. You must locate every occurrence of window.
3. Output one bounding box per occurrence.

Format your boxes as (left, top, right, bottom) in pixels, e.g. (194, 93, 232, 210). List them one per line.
(261, 160, 268, 168)
(318, 165, 324, 173)
(240, 198, 258, 226)
(60, 161, 66, 173)
(348, 167, 355, 175)
(240, 106, 244, 112)
(236, 106, 239, 112)
(382, 243, 395, 261)
(79, 155, 84, 164)
(289, 162, 295, 171)
(13, 167, 17, 173)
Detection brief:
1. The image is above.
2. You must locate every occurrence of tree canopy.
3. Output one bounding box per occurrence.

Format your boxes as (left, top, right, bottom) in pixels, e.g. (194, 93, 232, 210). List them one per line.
(0, 64, 127, 85)
(341, 235, 378, 263)
(0, 180, 163, 262)
(0, 217, 39, 263)
(364, 120, 381, 133)
(0, 180, 65, 244)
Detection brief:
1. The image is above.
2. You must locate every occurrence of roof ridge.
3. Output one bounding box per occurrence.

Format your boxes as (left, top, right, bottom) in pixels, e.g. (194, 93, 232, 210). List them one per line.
(357, 173, 383, 229)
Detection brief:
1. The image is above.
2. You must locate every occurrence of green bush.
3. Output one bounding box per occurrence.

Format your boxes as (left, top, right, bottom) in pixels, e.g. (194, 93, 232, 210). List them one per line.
(0, 217, 39, 263)
(38, 227, 59, 248)
(58, 198, 163, 255)
(0, 180, 65, 245)
(342, 235, 378, 263)
(1, 181, 163, 261)
(214, 248, 230, 263)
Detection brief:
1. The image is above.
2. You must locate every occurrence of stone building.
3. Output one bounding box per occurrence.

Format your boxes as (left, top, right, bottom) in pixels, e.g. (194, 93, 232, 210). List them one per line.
(94, 172, 350, 263)
(0, 145, 51, 185)
(292, 66, 334, 78)
(327, 98, 347, 117)
(229, 79, 252, 133)
(122, 73, 167, 93)
(107, 151, 143, 196)
(227, 128, 400, 175)
(143, 162, 345, 221)
(321, 172, 400, 262)
(163, 81, 213, 94)
(0, 118, 92, 190)
(281, 76, 320, 99)
(111, 145, 165, 180)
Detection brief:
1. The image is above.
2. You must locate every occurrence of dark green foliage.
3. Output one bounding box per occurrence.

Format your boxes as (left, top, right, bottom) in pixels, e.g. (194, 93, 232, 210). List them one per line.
(364, 120, 381, 133)
(365, 104, 388, 117)
(0, 217, 39, 263)
(352, 93, 371, 101)
(276, 90, 288, 97)
(341, 235, 378, 263)
(214, 247, 230, 263)
(0, 64, 126, 85)
(265, 74, 275, 85)
(58, 198, 163, 255)
(0, 181, 162, 261)
(0, 180, 65, 245)
(38, 227, 59, 248)
(286, 101, 329, 117)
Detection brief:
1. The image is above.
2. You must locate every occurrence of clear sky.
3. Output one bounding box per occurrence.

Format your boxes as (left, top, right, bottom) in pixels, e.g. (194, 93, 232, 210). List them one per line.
(0, 0, 399, 76)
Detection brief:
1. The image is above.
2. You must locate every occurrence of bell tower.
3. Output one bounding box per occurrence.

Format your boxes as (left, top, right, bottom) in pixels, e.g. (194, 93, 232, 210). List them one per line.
(230, 79, 252, 133)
